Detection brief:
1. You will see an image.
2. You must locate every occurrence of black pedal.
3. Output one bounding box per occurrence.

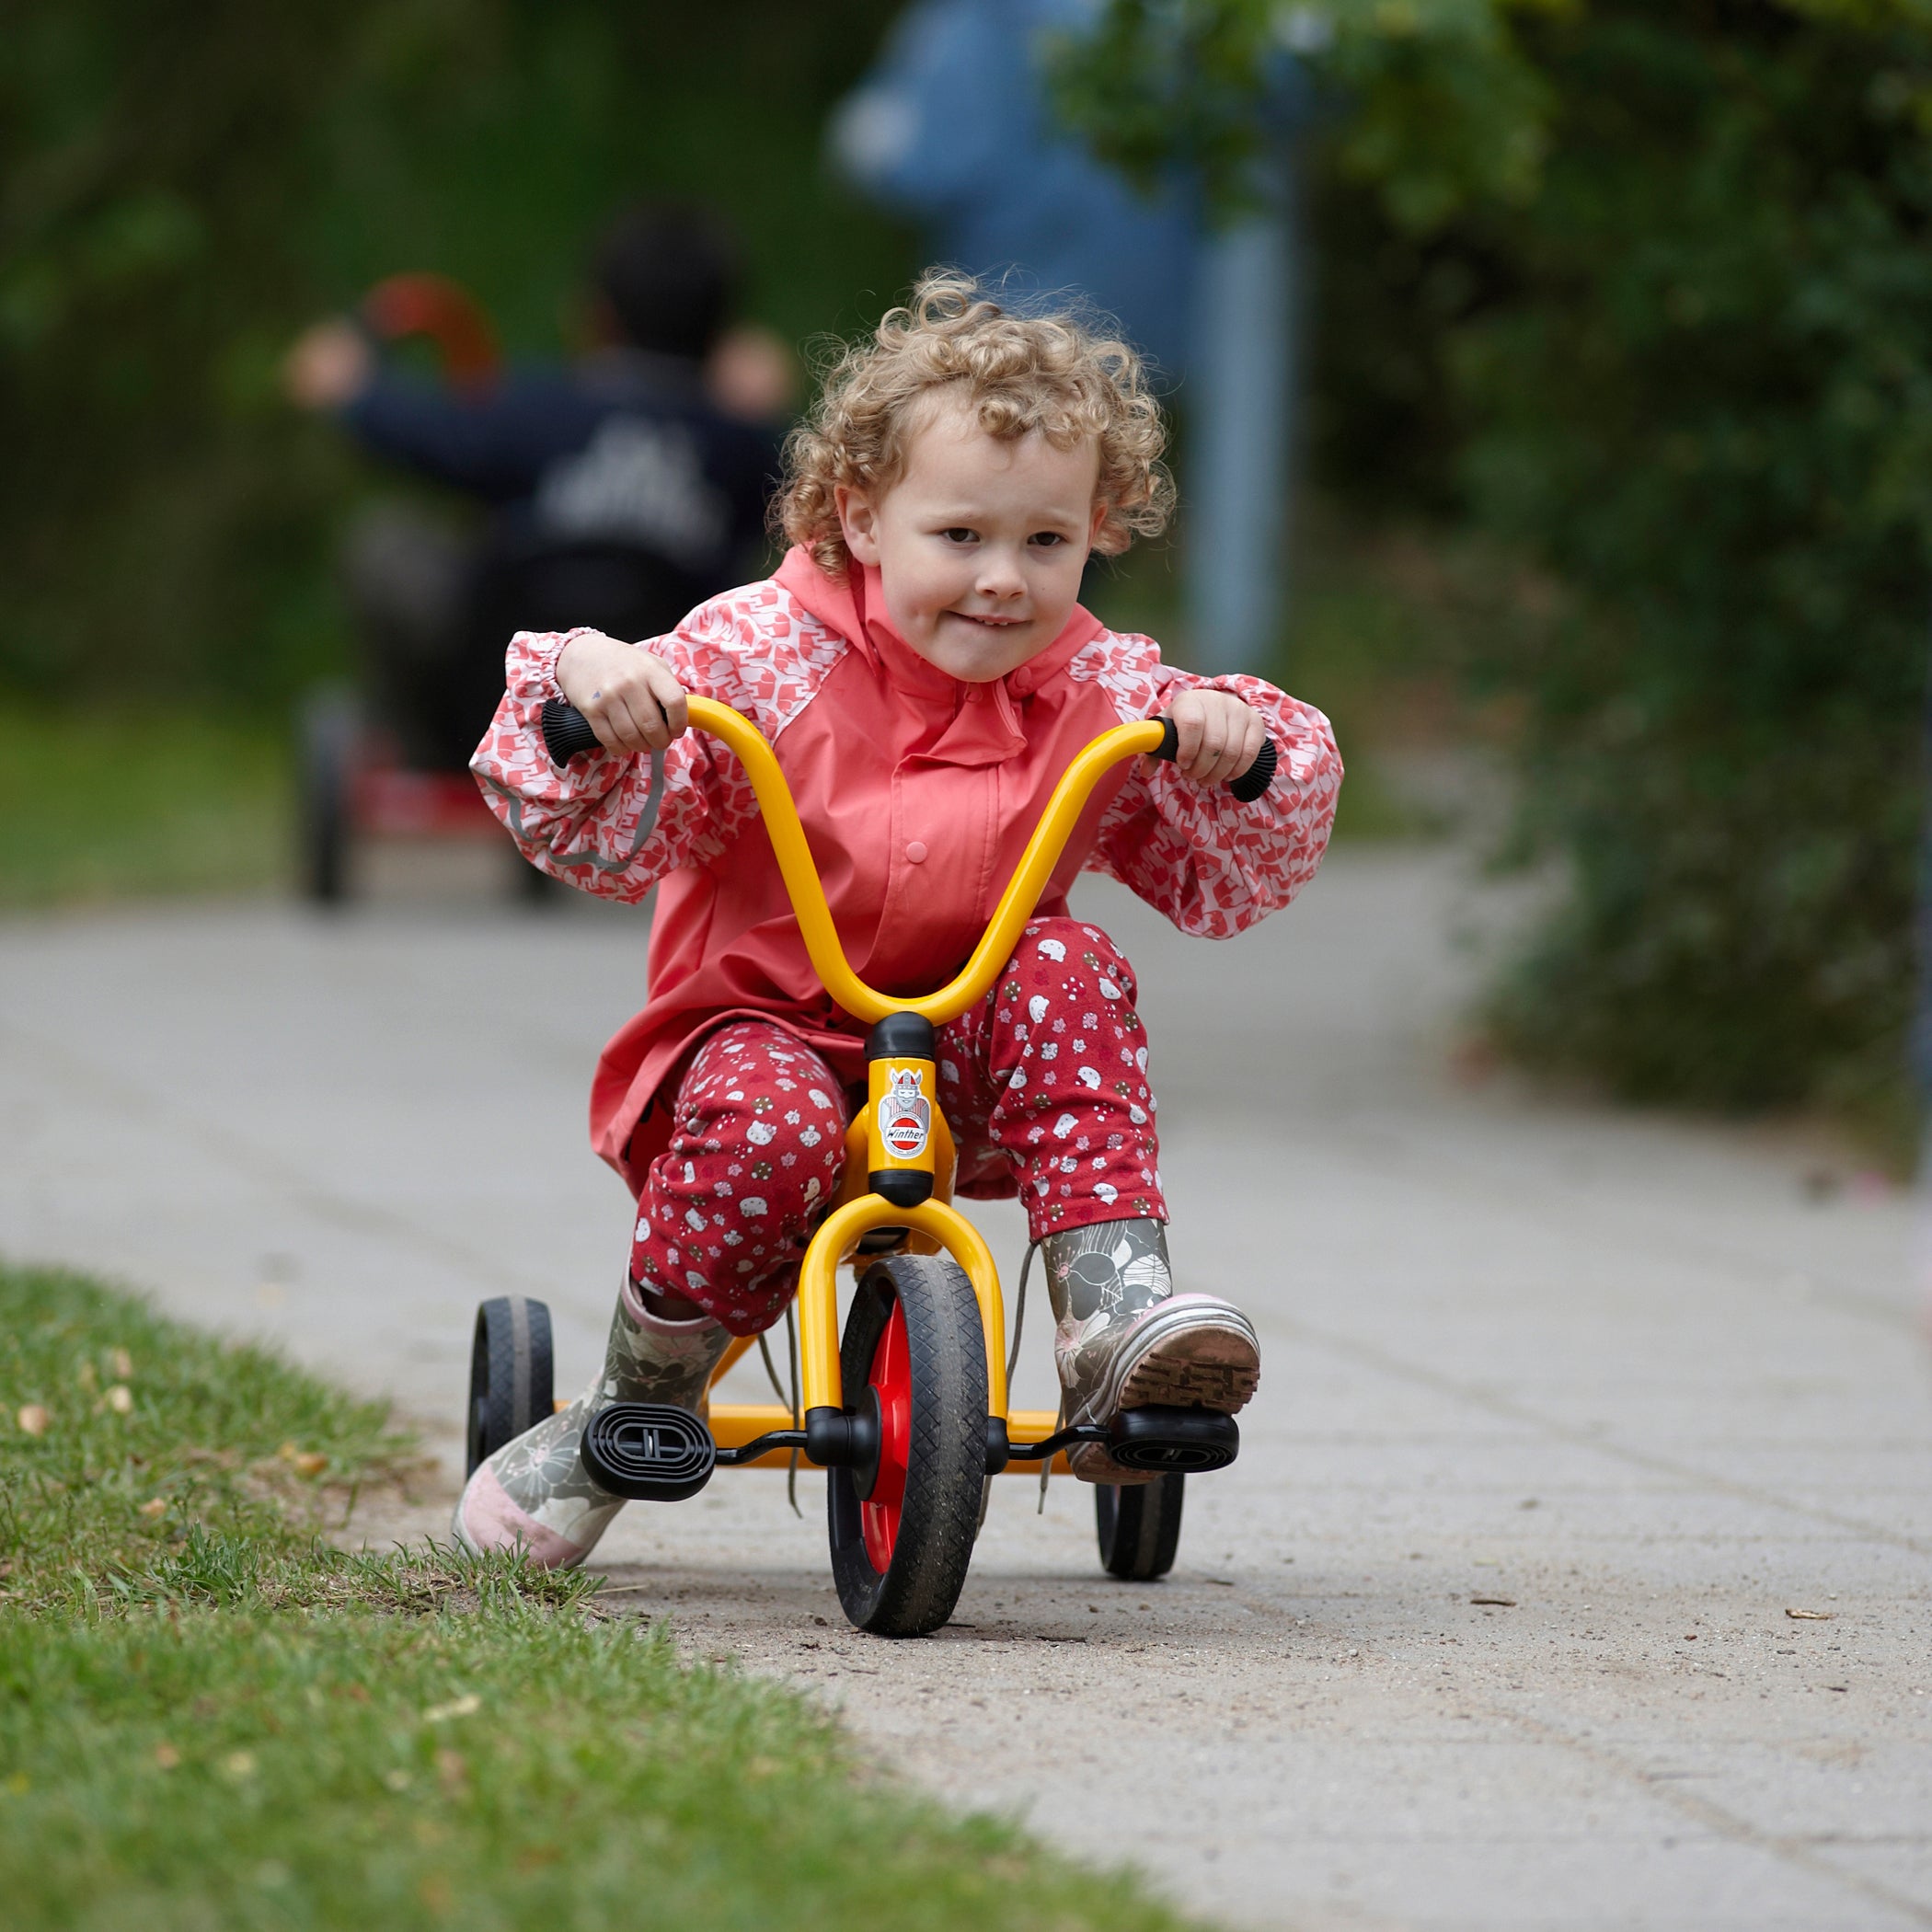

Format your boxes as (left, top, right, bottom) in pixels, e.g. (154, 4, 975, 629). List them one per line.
(1107, 1406, 1240, 1474)
(581, 1403, 716, 1501)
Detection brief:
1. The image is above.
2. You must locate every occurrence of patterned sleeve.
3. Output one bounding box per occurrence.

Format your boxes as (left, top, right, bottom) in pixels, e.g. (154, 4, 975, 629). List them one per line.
(1075, 635, 1343, 938)
(469, 580, 845, 903)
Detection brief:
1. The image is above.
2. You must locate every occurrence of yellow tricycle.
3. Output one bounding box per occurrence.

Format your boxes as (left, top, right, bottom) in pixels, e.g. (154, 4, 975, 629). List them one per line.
(465, 693, 1275, 1636)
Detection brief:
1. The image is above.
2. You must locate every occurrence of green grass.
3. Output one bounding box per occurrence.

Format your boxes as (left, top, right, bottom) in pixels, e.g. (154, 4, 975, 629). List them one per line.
(0, 706, 290, 907)
(0, 1264, 1197, 1932)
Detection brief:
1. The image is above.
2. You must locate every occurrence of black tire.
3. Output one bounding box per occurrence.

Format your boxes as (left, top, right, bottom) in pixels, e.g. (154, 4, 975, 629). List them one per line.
(828, 1256, 987, 1637)
(512, 848, 561, 907)
(1096, 1472, 1186, 1581)
(466, 1296, 555, 1476)
(297, 687, 358, 904)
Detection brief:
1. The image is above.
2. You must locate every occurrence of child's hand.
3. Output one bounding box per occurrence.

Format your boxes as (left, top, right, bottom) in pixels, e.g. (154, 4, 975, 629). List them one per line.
(556, 633, 689, 755)
(1165, 688, 1266, 788)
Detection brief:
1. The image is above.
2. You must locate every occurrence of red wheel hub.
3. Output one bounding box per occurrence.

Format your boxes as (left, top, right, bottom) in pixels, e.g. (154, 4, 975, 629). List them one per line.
(859, 1297, 911, 1572)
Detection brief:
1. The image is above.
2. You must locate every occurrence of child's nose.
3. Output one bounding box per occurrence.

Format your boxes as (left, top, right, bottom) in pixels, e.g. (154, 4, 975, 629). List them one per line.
(976, 547, 1028, 599)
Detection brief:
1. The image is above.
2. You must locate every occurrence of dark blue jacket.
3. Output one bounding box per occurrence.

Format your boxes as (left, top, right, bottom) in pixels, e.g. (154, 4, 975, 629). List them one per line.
(339, 349, 780, 589)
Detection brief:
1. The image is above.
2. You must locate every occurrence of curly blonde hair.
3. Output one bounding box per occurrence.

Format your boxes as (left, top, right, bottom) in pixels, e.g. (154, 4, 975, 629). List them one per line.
(776, 271, 1174, 578)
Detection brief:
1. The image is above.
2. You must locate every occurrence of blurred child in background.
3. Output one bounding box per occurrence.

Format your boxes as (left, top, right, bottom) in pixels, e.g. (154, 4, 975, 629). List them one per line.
(287, 202, 791, 770)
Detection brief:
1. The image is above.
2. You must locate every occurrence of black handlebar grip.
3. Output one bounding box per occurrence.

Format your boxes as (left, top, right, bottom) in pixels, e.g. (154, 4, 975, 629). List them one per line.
(1148, 715, 1276, 801)
(541, 698, 602, 766)
(1227, 735, 1277, 803)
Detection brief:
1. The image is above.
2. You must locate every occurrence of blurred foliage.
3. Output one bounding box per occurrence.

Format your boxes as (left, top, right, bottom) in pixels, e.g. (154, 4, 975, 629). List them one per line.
(1061, 0, 1932, 1122)
(1088, 526, 1466, 840)
(1052, 0, 1558, 224)
(0, 0, 911, 710)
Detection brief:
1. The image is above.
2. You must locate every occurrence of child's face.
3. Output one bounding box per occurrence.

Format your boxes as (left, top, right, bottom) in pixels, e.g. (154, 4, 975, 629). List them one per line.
(836, 395, 1105, 683)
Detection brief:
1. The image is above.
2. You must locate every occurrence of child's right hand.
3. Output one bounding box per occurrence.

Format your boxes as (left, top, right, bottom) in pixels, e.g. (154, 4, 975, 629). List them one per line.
(555, 633, 690, 755)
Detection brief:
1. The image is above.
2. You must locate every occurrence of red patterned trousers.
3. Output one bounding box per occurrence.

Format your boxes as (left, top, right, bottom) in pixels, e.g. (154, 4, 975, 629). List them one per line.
(627, 917, 1165, 1334)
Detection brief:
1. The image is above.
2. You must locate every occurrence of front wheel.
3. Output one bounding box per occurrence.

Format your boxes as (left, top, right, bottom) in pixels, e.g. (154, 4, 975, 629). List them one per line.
(1096, 1472, 1186, 1581)
(828, 1256, 987, 1636)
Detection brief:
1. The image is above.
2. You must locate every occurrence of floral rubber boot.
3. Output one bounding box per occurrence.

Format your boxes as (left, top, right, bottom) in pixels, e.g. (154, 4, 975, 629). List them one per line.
(1043, 1219, 1260, 1485)
(452, 1278, 730, 1569)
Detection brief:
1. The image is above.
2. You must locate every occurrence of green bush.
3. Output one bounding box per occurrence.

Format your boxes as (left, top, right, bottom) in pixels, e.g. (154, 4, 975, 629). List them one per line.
(1061, 0, 1932, 1124)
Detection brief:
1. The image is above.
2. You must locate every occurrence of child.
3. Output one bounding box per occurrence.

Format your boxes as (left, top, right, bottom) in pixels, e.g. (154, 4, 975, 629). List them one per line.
(455, 275, 1340, 1568)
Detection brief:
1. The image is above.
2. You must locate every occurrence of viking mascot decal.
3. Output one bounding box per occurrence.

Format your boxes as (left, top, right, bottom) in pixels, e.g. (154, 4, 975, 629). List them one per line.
(877, 1064, 932, 1159)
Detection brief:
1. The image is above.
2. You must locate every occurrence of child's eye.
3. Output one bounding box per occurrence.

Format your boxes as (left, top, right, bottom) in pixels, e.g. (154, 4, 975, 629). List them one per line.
(1029, 531, 1067, 548)
(940, 527, 978, 545)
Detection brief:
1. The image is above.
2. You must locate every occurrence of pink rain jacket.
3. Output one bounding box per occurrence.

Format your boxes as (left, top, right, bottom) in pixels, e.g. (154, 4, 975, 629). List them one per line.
(473, 546, 1341, 1190)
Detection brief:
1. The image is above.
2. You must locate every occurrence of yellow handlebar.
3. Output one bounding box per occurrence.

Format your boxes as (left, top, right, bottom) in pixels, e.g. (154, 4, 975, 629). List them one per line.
(684, 695, 1162, 1027)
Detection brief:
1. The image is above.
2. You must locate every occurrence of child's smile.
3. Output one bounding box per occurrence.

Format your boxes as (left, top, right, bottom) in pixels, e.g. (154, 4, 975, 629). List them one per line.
(836, 392, 1105, 683)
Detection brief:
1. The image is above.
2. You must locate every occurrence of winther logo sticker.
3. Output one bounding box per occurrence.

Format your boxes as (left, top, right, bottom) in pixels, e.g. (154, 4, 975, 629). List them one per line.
(877, 1066, 932, 1160)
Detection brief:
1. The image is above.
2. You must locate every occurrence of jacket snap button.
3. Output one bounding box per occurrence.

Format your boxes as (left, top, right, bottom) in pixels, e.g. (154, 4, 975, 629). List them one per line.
(904, 840, 928, 863)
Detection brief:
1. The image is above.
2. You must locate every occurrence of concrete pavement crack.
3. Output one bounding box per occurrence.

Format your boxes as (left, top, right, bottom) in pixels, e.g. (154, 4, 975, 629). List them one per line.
(1480, 1695, 1932, 1926)
(1325, 1111, 1917, 1338)
(1274, 1307, 1932, 1558)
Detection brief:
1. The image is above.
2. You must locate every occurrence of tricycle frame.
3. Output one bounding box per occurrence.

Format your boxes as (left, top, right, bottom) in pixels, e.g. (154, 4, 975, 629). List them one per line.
(605, 693, 1176, 1481)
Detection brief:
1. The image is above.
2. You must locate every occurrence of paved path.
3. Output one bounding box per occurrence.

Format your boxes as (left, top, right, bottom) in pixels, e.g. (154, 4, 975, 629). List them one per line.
(5, 850, 1930, 1931)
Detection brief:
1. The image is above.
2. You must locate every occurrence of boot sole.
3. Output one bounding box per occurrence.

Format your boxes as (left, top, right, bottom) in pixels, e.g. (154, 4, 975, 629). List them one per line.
(1107, 1302, 1260, 1418)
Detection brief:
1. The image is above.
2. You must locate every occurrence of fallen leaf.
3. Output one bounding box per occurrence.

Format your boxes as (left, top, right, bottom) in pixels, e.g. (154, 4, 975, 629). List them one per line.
(154, 1743, 180, 1770)
(1786, 1607, 1834, 1621)
(1471, 1596, 1517, 1608)
(139, 1499, 168, 1519)
(16, 1406, 49, 1437)
(423, 1694, 481, 1724)
(106, 1385, 133, 1415)
(111, 1349, 134, 1381)
(291, 1452, 328, 1479)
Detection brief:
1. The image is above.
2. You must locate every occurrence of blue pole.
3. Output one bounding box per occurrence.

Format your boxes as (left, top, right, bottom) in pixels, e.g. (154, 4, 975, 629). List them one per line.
(1184, 146, 1297, 674)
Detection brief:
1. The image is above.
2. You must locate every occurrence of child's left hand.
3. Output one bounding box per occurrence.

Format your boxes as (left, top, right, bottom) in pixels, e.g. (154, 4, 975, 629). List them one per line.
(1165, 688, 1267, 788)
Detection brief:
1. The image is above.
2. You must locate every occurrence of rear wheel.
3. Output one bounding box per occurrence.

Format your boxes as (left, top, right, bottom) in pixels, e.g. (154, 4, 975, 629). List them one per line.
(828, 1256, 986, 1636)
(297, 687, 359, 904)
(512, 850, 561, 906)
(466, 1296, 555, 1476)
(1096, 1472, 1186, 1581)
